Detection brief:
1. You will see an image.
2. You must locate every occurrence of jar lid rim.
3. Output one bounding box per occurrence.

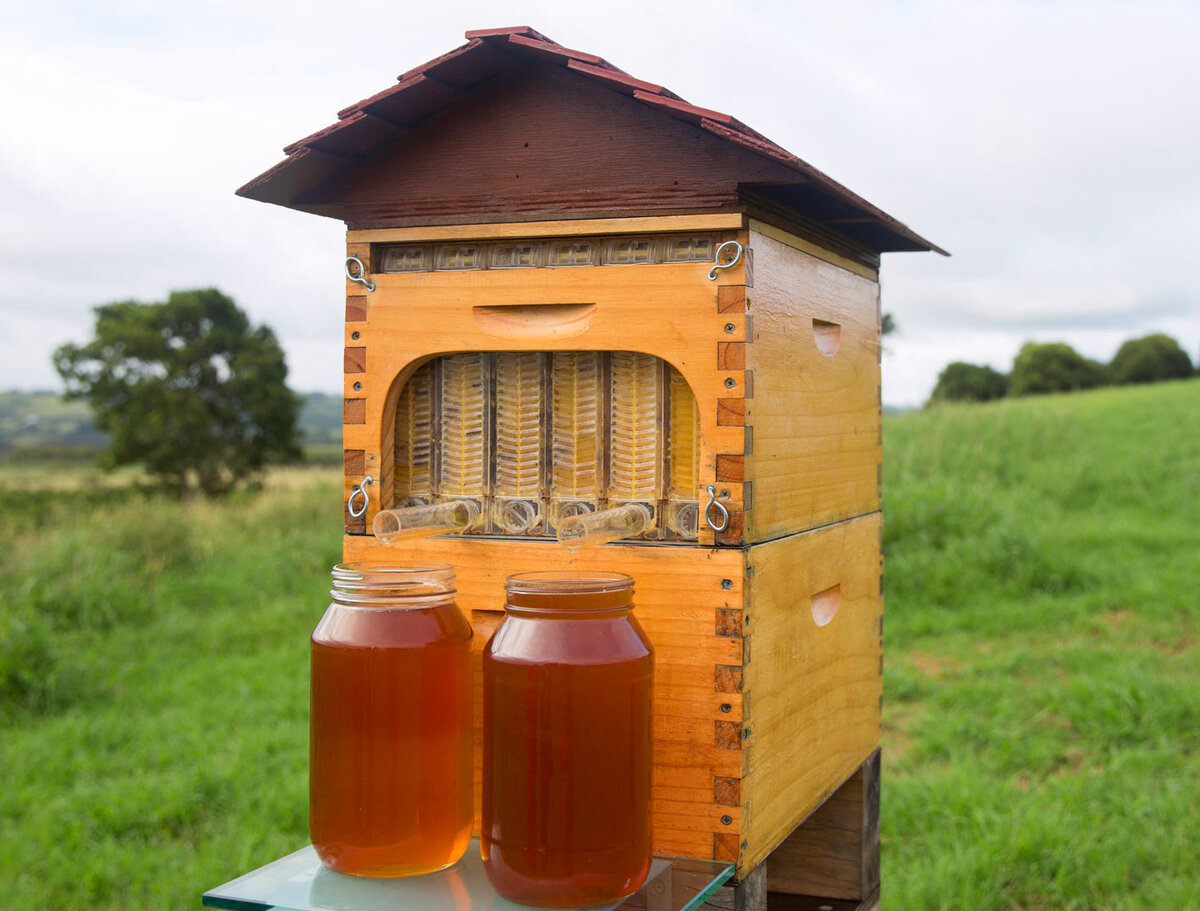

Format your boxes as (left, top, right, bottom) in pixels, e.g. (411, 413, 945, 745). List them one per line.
(332, 562, 455, 594)
(505, 571, 633, 594)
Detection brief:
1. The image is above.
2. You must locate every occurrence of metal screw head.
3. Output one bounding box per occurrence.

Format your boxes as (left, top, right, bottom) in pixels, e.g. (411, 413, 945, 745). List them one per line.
(721, 579, 732, 590)
(351, 331, 361, 340)
(724, 377, 736, 389)
(720, 703, 732, 713)
(724, 323, 736, 334)
(353, 381, 362, 391)
(720, 815, 733, 826)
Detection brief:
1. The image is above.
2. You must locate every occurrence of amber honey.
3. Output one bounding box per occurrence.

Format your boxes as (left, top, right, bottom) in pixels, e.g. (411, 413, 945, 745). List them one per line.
(482, 573, 653, 907)
(310, 564, 473, 878)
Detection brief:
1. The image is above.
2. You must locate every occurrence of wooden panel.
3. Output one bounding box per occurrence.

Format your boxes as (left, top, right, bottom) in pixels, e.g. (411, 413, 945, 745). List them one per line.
(340, 241, 748, 544)
(717, 285, 747, 314)
(346, 295, 367, 321)
(323, 65, 802, 227)
(343, 449, 365, 475)
(744, 228, 881, 541)
(717, 342, 745, 371)
(350, 213, 744, 244)
(766, 749, 881, 900)
(747, 219, 879, 282)
(740, 514, 882, 872)
(342, 535, 746, 860)
(344, 346, 366, 374)
(342, 398, 365, 424)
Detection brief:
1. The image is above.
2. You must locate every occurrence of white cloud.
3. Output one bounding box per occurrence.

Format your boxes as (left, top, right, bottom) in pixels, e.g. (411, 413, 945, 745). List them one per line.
(1, 0, 1197, 404)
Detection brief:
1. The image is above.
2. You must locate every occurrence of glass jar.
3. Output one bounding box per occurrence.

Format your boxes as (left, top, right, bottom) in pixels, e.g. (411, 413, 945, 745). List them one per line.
(482, 572, 653, 907)
(310, 563, 473, 877)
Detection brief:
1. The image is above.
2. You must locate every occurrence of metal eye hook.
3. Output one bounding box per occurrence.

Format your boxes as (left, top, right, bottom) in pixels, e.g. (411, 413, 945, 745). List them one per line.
(345, 256, 376, 292)
(707, 241, 744, 280)
(348, 475, 373, 518)
(704, 484, 730, 532)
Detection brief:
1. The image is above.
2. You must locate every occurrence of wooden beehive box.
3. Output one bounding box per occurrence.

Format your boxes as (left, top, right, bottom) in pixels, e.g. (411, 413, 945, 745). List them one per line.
(239, 26, 942, 883)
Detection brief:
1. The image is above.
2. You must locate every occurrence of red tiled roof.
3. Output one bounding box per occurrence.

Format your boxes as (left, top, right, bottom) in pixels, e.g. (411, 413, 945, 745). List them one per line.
(238, 27, 945, 256)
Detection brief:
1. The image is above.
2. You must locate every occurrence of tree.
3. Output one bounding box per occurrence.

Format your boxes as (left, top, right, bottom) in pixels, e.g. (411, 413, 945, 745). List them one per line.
(1109, 333, 1194, 385)
(1009, 341, 1106, 397)
(54, 288, 302, 495)
(929, 362, 1009, 403)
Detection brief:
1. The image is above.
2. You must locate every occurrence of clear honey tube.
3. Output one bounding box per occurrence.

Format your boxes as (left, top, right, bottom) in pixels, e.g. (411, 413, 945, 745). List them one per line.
(665, 366, 701, 539)
(438, 353, 488, 526)
(607, 352, 662, 537)
(550, 352, 602, 527)
(493, 352, 545, 534)
(394, 362, 434, 504)
(556, 502, 651, 551)
(373, 499, 482, 543)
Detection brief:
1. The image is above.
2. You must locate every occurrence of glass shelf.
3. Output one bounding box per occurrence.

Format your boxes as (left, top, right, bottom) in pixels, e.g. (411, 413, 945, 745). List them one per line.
(203, 839, 733, 911)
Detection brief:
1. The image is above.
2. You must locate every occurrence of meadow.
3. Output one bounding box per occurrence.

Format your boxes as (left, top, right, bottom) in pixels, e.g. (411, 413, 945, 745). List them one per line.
(1, 379, 1197, 909)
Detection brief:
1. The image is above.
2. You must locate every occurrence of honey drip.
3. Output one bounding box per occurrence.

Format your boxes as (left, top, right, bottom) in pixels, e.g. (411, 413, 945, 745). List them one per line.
(394, 362, 433, 499)
(494, 352, 544, 499)
(438, 354, 489, 498)
(550, 353, 602, 501)
(608, 352, 662, 502)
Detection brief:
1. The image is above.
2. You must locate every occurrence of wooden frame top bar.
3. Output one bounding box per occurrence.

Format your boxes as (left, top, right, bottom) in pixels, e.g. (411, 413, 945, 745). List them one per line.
(348, 213, 746, 244)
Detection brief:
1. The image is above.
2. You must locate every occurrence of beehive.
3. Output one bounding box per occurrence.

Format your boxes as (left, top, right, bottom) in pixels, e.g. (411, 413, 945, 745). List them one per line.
(239, 26, 942, 892)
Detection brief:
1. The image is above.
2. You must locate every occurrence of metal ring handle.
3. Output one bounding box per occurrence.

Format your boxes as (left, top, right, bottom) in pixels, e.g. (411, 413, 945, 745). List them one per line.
(704, 484, 730, 532)
(707, 240, 744, 280)
(345, 256, 376, 292)
(348, 475, 373, 518)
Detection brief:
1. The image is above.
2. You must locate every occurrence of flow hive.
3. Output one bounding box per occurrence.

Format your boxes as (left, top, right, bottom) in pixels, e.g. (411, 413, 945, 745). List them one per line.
(240, 26, 942, 906)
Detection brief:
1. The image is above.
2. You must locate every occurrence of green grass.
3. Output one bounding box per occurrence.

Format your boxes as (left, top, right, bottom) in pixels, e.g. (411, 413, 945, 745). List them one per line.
(1, 379, 1197, 908)
(0, 467, 342, 907)
(882, 378, 1200, 909)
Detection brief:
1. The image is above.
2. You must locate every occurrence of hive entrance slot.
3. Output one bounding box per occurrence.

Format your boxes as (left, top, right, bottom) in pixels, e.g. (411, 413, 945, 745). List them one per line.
(390, 351, 702, 544)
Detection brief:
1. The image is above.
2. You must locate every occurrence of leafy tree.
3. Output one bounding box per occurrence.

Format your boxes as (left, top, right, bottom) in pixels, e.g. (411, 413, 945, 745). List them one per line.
(1109, 333, 1194, 385)
(54, 288, 302, 495)
(929, 362, 1009, 403)
(882, 313, 897, 336)
(1009, 341, 1106, 397)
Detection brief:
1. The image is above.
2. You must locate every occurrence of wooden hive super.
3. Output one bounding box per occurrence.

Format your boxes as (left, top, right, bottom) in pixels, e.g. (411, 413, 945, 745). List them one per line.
(240, 26, 943, 905)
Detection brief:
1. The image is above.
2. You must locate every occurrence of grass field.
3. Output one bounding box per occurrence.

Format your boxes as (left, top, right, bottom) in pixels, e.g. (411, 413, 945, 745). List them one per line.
(1, 379, 1197, 908)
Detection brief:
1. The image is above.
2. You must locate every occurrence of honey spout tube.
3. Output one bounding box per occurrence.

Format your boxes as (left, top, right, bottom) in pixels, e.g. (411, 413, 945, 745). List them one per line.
(556, 503, 651, 551)
(373, 500, 481, 543)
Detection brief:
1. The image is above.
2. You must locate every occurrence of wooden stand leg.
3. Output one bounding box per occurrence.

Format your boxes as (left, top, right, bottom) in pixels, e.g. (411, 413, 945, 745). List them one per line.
(698, 750, 880, 911)
(764, 748, 881, 910)
(698, 862, 768, 911)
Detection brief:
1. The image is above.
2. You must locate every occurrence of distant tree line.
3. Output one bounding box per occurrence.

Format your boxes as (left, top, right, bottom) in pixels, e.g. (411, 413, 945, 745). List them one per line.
(930, 333, 1196, 404)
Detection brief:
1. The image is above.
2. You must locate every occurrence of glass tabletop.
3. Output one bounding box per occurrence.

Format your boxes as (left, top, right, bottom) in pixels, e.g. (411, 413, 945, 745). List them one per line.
(202, 839, 733, 911)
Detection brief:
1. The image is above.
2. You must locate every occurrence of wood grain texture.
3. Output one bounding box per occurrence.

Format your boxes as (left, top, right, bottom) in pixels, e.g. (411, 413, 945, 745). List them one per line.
(340, 231, 749, 543)
(741, 514, 883, 872)
(342, 398, 365, 424)
(346, 295, 367, 321)
(342, 449, 365, 475)
(313, 65, 801, 228)
(744, 228, 881, 542)
(343, 534, 745, 860)
(766, 749, 881, 900)
(343, 346, 366, 374)
(351, 213, 744, 244)
(717, 285, 747, 314)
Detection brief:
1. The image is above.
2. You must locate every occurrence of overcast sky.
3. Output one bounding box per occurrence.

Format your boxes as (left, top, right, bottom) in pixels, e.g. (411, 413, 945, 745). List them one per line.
(2, 0, 1197, 406)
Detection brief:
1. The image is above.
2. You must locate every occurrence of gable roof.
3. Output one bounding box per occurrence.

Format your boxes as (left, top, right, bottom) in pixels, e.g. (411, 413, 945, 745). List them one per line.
(238, 26, 945, 257)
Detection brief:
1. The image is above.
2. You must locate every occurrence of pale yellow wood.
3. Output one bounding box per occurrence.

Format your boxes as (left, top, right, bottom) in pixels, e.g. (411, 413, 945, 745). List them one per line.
(740, 513, 883, 872)
(744, 228, 881, 541)
(342, 534, 745, 860)
(747, 218, 880, 282)
(343, 255, 749, 540)
(348, 213, 746, 244)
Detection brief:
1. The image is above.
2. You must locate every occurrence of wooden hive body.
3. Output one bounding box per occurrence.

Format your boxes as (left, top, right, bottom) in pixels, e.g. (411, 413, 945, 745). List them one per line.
(240, 26, 940, 886)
